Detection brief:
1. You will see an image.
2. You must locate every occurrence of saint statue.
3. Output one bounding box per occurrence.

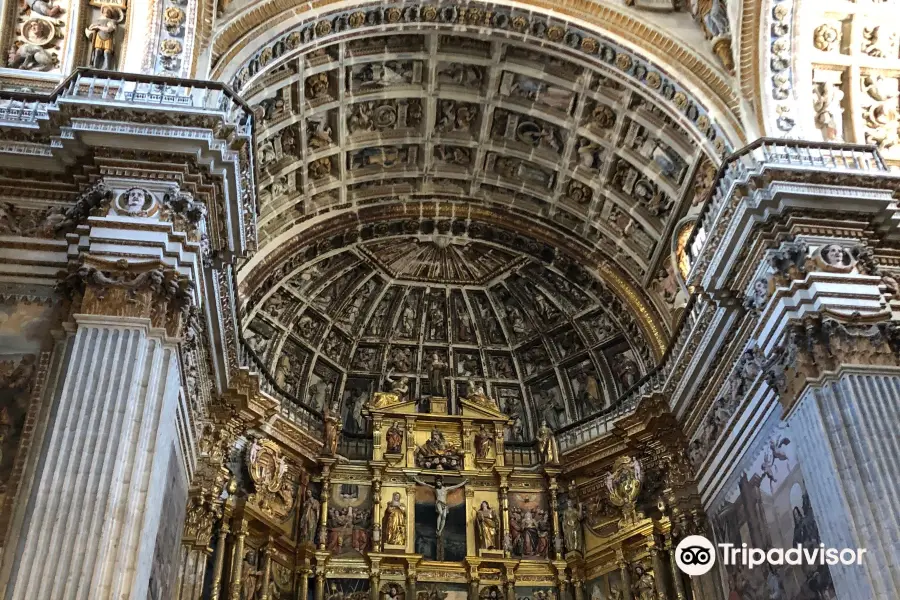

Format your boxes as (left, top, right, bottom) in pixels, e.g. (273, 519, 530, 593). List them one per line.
(428, 352, 448, 397)
(475, 501, 500, 550)
(561, 499, 583, 554)
(385, 421, 403, 454)
(474, 424, 493, 460)
(322, 400, 342, 456)
(85, 6, 121, 70)
(382, 492, 407, 545)
(411, 476, 467, 535)
(299, 488, 320, 543)
(632, 566, 655, 600)
(536, 420, 560, 464)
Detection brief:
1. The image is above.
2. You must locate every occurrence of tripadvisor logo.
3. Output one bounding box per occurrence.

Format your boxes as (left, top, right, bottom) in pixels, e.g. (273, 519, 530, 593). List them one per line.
(674, 535, 867, 577)
(675, 535, 716, 576)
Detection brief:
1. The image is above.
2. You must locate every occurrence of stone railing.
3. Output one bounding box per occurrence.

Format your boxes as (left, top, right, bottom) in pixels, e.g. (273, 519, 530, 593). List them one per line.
(557, 139, 887, 454)
(685, 139, 888, 280)
(238, 340, 324, 439)
(0, 68, 252, 133)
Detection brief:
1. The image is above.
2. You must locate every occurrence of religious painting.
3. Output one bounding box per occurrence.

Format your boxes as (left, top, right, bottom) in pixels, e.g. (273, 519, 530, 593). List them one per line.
(566, 358, 609, 417)
(416, 582, 468, 600)
(0, 299, 53, 505)
(508, 492, 551, 559)
(341, 377, 374, 434)
(529, 376, 567, 430)
(324, 578, 370, 599)
(711, 421, 835, 600)
(325, 484, 372, 556)
(147, 449, 187, 600)
(414, 477, 467, 561)
(514, 586, 558, 600)
(585, 571, 625, 600)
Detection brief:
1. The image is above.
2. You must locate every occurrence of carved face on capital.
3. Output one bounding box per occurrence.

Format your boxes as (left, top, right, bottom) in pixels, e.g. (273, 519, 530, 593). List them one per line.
(121, 188, 150, 213)
(822, 244, 846, 266)
(753, 277, 768, 297)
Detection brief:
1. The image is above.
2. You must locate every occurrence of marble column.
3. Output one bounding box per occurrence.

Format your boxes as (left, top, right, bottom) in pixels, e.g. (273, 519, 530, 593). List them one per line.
(789, 372, 900, 600)
(6, 315, 184, 600)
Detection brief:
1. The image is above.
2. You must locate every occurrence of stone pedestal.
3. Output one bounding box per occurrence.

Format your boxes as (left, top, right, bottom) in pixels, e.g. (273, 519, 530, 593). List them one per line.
(789, 372, 900, 600)
(6, 315, 183, 600)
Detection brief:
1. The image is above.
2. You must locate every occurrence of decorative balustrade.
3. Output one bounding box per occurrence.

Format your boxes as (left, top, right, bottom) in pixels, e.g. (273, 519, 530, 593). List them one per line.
(686, 139, 888, 279)
(338, 433, 374, 461)
(503, 441, 540, 468)
(239, 339, 324, 439)
(0, 68, 252, 133)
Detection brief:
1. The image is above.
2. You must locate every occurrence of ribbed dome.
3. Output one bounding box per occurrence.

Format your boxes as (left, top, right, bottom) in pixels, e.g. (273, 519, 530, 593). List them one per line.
(243, 235, 647, 440)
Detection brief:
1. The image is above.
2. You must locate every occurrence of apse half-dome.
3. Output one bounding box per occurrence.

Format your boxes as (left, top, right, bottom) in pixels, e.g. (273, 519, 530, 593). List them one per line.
(242, 234, 649, 440)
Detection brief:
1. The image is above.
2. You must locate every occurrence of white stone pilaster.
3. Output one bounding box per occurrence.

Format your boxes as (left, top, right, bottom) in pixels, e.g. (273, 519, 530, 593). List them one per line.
(6, 315, 183, 600)
(789, 372, 900, 600)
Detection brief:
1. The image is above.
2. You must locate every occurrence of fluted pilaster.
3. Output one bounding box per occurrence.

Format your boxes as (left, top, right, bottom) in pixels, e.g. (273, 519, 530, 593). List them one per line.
(789, 372, 900, 600)
(7, 315, 183, 600)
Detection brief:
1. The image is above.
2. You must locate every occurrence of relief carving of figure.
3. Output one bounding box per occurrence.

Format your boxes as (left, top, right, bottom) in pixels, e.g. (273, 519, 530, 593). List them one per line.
(382, 492, 407, 545)
(428, 352, 448, 397)
(7, 44, 55, 71)
(813, 81, 844, 141)
(26, 0, 63, 17)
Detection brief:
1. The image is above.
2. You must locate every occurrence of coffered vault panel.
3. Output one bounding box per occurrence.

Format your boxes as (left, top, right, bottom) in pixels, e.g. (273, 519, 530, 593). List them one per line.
(243, 235, 647, 441)
(243, 31, 716, 286)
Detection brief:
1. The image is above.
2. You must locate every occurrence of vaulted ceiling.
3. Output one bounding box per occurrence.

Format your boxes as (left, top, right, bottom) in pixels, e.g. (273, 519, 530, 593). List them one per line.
(227, 2, 740, 428)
